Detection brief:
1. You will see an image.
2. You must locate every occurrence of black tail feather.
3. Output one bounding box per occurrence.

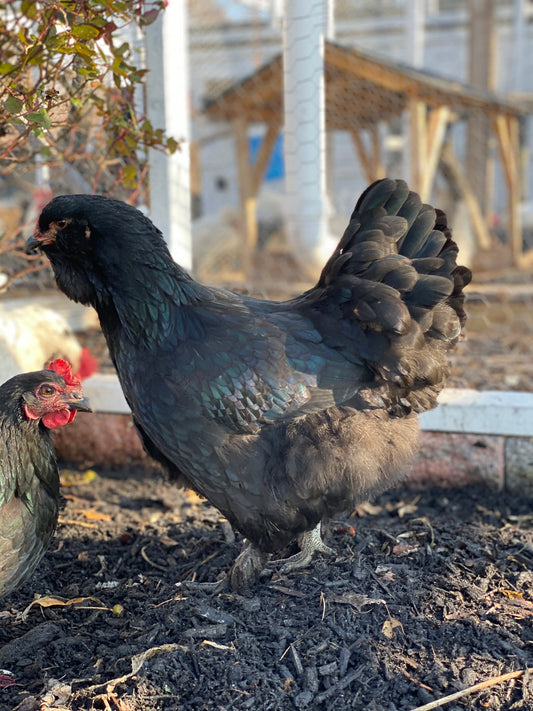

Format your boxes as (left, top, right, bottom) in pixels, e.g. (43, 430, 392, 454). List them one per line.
(314, 178, 472, 414)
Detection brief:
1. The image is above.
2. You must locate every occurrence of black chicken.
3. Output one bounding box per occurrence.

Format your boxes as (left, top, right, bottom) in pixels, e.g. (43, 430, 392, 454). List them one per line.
(0, 360, 91, 597)
(26, 179, 470, 590)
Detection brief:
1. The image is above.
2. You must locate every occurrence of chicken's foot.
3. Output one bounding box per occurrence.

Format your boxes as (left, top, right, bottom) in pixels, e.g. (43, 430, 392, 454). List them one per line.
(177, 578, 229, 594)
(229, 539, 270, 592)
(271, 523, 336, 574)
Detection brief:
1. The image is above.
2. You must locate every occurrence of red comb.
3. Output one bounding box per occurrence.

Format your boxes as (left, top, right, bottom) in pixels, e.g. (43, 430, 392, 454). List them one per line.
(48, 359, 81, 387)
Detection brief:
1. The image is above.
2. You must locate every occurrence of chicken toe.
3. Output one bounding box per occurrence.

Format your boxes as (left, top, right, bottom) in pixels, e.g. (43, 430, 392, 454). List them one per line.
(273, 523, 336, 575)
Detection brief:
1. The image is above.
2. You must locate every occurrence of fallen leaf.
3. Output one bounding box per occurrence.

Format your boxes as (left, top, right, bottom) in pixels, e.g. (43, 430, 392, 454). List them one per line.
(351, 501, 383, 517)
(397, 503, 419, 518)
(159, 535, 180, 547)
(329, 592, 385, 611)
(382, 617, 404, 638)
(392, 542, 418, 556)
(22, 595, 107, 620)
(502, 589, 524, 600)
(60, 469, 98, 487)
(79, 508, 111, 522)
(375, 566, 396, 581)
(0, 672, 15, 689)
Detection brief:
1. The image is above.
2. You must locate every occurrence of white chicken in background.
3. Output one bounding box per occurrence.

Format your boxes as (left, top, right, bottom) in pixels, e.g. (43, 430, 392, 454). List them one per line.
(0, 304, 98, 384)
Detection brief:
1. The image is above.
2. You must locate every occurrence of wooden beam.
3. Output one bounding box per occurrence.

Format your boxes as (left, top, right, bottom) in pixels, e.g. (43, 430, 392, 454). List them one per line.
(440, 142, 492, 250)
(493, 114, 518, 191)
(493, 114, 522, 264)
(420, 105, 450, 201)
(350, 129, 375, 184)
(233, 117, 257, 264)
(408, 97, 427, 193)
(250, 121, 281, 196)
(370, 124, 386, 179)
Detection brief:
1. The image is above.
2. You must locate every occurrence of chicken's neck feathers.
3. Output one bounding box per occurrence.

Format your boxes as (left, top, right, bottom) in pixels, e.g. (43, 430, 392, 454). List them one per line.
(0, 414, 57, 509)
(94, 254, 211, 350)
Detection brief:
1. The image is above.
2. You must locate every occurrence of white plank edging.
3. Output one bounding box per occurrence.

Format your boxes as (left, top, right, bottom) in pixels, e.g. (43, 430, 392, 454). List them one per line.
(82, 376, 533, 438)
(420, 389, 533, 437)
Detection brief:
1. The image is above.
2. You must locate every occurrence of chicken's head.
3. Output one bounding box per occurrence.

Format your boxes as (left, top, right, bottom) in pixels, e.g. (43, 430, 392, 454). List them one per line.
(23, 359, 92, 429)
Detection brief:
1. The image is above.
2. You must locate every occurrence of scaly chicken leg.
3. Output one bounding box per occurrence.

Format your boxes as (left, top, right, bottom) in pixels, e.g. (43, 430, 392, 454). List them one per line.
(270, 522, 336, 574)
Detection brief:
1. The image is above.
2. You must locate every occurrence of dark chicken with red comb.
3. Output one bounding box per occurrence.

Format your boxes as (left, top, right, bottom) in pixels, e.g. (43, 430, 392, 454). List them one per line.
(0, 360, 91, 597)
(26, 179, 471, 590)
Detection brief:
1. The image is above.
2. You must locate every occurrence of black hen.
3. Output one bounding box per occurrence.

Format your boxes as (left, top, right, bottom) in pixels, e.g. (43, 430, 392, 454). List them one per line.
(0, 360, 91, 597)
(26, 179, 471, 590)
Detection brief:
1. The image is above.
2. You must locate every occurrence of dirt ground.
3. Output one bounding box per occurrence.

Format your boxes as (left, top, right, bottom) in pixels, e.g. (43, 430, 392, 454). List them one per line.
(1, 266, 532, 710)
(1, 467, 532, 711)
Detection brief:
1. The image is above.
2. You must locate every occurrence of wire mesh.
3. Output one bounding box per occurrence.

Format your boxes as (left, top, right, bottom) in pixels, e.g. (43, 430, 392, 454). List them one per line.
(188, 0, 533, 392)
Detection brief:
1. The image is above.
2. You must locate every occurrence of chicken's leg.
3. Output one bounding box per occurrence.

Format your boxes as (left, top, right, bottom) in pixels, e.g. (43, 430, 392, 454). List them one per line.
(272, 522, 336, 574)
(229, 539, 270, 592)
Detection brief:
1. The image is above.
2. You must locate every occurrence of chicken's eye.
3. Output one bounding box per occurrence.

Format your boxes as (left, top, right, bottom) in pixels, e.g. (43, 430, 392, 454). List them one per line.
(39, 384, 55, 397)
(56, 219, 68, 229)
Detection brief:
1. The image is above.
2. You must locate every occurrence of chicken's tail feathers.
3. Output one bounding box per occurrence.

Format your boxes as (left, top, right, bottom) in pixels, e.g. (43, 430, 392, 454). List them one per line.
(313, 178, 472, 413)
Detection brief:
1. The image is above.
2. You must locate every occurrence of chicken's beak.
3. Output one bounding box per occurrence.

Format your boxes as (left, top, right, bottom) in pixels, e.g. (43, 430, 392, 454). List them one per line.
(24, 233, 43, 254)
(63, 393, 92, 413)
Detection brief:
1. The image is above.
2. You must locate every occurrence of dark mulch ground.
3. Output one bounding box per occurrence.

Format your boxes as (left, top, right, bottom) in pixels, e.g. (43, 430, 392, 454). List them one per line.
(1, 468, 532, 711)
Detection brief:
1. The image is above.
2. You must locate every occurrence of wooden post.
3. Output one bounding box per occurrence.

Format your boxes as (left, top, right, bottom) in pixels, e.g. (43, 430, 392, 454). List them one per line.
(370, 124, 385, 180)
(420, 106, 450, 202)
(493, 114, 522, 264)
(233, 118, 257, 267)
(251, 121, 281, 195)
(350, 129, 374, 184)
(350, 127, 385, 183)
(408, 97, 427, 193)
(466, 0, 496, 214)
(441, 142, 492, 250)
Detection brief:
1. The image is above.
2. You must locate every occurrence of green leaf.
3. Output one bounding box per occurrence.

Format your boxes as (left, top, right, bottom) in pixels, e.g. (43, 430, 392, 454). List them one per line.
(76, 66, 100, 78)
(39, 145, 52, 157)
(4, 96, 23, 113)
(0, 63, 15, 75)
(21, 0, 38, 19)
(17, 27, 30, 46)
(46, 33, 72, 53)
(166, 137, 179, 154)
(70, 97, 83, 109)
(121, 164, 137, 188)
(71, 24, 100, 40)
(113, 42, 129, 58)
(112, 56, 128, 76)
(26, 108, 51, 129)
(139, 8, 161, 26)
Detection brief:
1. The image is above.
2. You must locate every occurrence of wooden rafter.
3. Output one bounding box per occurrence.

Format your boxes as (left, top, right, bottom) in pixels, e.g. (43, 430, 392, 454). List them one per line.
(493, 113, 523, 263)
(408, 97, 427, 192)
(420, 105, 451, 201)
(251, 120, 281, 196)
(204, 40, 526, 270)
(233, 117, 257, 259)
(349, 127, 384, 184)
(440, 142, 492, 250)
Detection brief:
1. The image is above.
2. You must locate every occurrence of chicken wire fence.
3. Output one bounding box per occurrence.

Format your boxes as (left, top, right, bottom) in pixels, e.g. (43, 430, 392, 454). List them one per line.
(188, 0, 533, 392)
(1, 1, 532, 392)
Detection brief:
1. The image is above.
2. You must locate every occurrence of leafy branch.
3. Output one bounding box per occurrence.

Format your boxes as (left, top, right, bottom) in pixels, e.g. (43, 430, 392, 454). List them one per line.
(0, 0, 179, 289)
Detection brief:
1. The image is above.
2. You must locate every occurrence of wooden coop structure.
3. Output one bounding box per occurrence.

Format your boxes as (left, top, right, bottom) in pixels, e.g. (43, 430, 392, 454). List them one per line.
(203, 41, 530, 269)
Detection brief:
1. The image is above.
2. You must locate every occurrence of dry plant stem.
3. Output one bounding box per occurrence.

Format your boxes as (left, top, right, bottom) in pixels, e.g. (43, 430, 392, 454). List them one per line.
(410, 668, 532, 711)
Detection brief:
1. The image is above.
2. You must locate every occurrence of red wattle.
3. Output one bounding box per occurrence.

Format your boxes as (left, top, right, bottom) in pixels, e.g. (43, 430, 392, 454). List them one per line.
(41, 409, 77, 429)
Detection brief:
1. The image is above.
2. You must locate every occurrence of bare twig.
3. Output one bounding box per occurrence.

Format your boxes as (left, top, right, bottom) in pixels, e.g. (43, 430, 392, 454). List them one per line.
(399, 668, 434, 692)
(140, 545, 167, 571)
(409, 668, 532, 711)
(58, 518, 98, 529)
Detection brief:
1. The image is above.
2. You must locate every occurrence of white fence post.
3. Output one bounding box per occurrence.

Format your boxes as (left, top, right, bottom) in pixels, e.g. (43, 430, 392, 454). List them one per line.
(144, 0, 192, 270)
(282, 0, 336, 272)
